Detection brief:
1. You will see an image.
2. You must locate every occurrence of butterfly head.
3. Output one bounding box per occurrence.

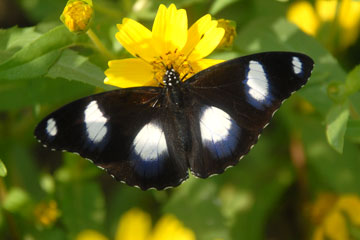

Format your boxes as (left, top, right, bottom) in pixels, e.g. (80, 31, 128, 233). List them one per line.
(163, 68, 181, 87)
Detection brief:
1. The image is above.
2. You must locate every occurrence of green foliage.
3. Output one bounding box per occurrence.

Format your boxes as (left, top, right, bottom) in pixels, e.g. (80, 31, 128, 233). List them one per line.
(1, 0, 360, 239)
(326, 103, 350, 153)
(0, 159, 6, 177)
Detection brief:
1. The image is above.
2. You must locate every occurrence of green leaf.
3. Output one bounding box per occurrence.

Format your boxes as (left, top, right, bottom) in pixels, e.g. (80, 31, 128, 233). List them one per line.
(0, 25, 72, 70)
(0, 25, 82, 81)
(0, 50, 61, 81)
(326, 103, 350, 153)
(345, 64, 360, 96)
(0, 159, 7, 177)
(46, 50, 114, 90)
(0, 77, 94, 110)
(0, 27, 41, 50)
(0, 27, 41, 63)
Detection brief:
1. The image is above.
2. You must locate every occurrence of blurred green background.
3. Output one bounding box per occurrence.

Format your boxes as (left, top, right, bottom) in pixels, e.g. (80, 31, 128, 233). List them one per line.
(1, 0, 360, 239)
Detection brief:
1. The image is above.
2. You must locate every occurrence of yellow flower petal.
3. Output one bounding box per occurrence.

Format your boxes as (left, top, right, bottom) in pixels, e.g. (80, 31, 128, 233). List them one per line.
(115, 208, 151, 240)
(287, 1, 320, 36)
(116, 18, 155, 61)
(323, 211, 348, 240)
(315, 0, 337, 22)
(76, 230, 109, 240)
(337, 195, 360, 225)
(105, 59, 156, 88)
(338, 0, 360, 48)
(338, 0, 360, 29)
(309, 193, 338, 224)
(152, 4, 188, 54)
(190, 58, 225, 74)
(149, 214, 195, 240)
(182, 14, 217, 57)
(188, 26, 224, 61)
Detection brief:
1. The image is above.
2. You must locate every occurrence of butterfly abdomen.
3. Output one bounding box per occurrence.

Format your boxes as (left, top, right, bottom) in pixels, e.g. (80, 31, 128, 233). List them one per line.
(165, 85, 193, 154)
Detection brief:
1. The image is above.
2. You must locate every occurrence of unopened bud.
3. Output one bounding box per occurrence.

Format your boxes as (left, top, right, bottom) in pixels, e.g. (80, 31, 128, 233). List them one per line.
(217, 19, 236, 49)
(60, 0, 93, 33)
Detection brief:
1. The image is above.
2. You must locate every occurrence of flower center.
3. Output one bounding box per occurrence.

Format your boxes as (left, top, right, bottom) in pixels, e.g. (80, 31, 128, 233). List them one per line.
(151, 50, 195, 85)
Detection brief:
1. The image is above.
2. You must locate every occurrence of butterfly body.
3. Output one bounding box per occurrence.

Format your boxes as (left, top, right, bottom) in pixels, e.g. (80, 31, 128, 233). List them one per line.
(35, 52, 314, 190)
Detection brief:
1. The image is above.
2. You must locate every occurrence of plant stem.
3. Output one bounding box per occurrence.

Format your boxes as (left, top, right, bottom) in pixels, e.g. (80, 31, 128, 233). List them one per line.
(87, 28, 115, 60)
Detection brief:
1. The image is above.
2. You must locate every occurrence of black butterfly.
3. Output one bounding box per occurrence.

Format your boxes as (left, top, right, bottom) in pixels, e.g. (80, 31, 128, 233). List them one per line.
(35, 52, 314, 190)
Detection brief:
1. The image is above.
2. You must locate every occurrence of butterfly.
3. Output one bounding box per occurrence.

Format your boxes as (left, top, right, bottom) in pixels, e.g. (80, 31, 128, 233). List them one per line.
(35, 52, 314, 190)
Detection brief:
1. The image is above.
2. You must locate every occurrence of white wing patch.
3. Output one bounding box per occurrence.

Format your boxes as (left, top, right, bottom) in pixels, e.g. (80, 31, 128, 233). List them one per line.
(84, 100, 108, 143)
(200, 106, 232, 143)
(132, 122, 168, 162)
(292, 56, 302, 75)
(199, 106, 240, 159)
(46, 118, 57, 137)
(246, 60, 269, 101)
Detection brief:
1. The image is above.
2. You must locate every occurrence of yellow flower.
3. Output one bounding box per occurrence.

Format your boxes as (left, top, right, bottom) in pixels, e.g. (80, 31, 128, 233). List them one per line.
(33, 200, 61, 227)
(60, 0, 94, 33)
(309, 193, 360, 240)
(104, 4, 225, 88)
(287, 0, 360, 49)
(75, 208, 196, 240)
(338, 0, 360, 48)
(115, 208, 151, 240)
(148, 214, 195, 240)
(287, 1, 320, 36)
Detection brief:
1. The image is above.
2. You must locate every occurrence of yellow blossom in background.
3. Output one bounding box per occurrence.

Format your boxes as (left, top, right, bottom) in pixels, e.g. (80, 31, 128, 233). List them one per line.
(60, 0, 94, 33)
(287, 1, 319, 36)
(315, 0, 337, 22)
(148, 214, 195, 240)
(338, 0, 360, 48)
(287, 0, 360, 50)
(308, 193, 360, 240)
(75, 208, 196, 240)
(104, 4, 225, 88)
(115, 208, 151, 240)
(33, 200, 60, 227)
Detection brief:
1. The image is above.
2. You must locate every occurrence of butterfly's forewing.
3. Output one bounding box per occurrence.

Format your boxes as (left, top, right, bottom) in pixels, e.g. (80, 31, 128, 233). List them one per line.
(184, 52, 314, 178)
(35, 88, 189, 190)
